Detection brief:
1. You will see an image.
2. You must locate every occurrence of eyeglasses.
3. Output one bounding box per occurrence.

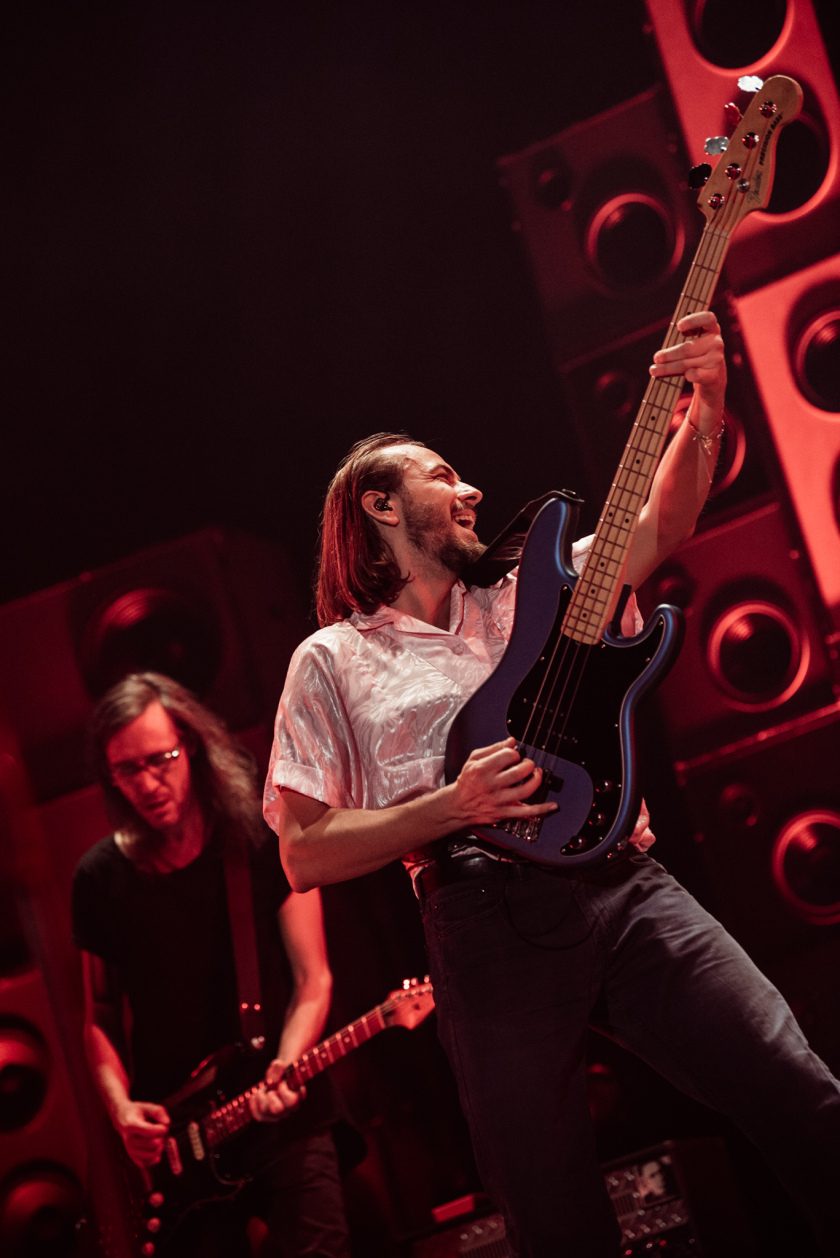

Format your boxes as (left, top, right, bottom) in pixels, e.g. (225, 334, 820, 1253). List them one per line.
(109, 745, 183, 783)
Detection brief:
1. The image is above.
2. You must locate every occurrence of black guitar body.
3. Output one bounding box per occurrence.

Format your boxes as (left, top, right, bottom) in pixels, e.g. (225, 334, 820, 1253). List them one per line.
(131, 1046, 261, 1254)
(444, 494, 684, 868)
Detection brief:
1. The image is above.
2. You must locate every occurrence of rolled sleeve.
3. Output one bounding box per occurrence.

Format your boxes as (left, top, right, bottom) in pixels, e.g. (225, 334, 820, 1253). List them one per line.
(264, 636, 359, 835)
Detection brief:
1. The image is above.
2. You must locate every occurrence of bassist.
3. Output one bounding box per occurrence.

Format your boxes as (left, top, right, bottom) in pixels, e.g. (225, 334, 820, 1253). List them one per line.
(264, 311, 840, 1257)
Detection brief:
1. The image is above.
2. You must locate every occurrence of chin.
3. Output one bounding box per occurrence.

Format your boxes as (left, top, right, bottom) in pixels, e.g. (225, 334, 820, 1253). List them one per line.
(442, 534, 486, 575)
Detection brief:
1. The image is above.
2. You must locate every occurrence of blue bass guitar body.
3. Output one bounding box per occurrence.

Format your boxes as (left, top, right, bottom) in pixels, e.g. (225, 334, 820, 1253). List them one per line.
(444, 493, 683, 869)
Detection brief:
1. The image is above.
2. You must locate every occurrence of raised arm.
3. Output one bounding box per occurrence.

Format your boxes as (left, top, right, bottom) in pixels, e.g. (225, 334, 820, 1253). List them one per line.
(249, 888, 335, 1120)
(625, 310, 727, 591)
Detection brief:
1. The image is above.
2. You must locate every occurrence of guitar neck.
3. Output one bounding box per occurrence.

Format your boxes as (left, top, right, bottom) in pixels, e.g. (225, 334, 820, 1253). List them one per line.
(561, 219, 731, 645)
(201, 997, 394, 1149)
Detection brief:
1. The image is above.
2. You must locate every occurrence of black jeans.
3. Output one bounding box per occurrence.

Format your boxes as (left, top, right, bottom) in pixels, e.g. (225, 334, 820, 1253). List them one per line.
(419, 851, 840, 1258)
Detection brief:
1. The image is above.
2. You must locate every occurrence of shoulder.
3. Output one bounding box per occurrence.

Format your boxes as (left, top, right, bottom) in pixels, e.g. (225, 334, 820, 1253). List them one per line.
(288, 621, 362, 671)
(73, 834, 122, 883)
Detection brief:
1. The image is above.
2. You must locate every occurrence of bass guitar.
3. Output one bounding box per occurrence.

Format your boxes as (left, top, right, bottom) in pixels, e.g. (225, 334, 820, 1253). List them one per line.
(129, 978, 434, 1255)
(445, 75, 803, 869)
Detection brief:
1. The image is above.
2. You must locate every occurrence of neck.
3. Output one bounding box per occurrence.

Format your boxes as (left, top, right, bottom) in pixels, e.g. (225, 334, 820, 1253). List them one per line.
(390, 567, 456, 629)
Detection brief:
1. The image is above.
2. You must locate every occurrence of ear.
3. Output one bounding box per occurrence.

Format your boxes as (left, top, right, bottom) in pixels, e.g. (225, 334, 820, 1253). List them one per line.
(360, 490, 400, 526)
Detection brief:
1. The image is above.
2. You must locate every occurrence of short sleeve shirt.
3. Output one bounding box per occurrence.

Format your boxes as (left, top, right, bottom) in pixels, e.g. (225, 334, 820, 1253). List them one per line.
(265, 537, 642, 833)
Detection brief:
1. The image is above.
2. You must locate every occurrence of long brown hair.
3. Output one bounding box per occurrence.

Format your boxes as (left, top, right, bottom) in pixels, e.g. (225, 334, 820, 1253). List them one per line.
(316, 432, 426, 626)
(89, 672, 262, 859)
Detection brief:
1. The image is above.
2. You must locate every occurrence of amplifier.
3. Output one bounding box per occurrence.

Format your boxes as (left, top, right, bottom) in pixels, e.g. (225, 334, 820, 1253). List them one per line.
(603, 1139, 754, 1256)
(407, 1195, 511, 1258)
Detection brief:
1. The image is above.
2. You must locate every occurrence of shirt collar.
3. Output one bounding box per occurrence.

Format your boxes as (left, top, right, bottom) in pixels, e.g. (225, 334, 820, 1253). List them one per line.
(349, 581, 468, 637)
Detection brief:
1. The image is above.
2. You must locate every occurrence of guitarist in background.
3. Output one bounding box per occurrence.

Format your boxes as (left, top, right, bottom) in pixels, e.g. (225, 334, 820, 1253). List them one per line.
(72, 672, 351, 1257)
(264, 311, 840, 1257)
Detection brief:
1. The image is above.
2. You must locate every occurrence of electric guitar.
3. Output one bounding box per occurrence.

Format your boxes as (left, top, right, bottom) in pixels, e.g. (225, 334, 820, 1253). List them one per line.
(128, 978, 434, 1255)
(445, 76, 803, 869)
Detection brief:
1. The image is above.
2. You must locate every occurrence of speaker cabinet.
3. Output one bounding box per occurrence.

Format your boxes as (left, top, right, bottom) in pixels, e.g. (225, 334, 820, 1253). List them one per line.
(676, 710, 840, 1056)
(497, 86, 700, 367)
(0, 528, 306, 801)
(732, 251, 840, 636)
(641, 499, 836, 764)
(644, 0, 840, 294)
(0, 968, 88, 1254)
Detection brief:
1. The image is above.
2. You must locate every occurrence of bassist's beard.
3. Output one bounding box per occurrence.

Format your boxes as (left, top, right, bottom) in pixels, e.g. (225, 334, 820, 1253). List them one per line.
(402, 492, 486, 577)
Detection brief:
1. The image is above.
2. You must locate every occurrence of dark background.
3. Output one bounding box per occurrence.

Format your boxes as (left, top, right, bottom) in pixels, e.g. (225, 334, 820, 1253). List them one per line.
(5, 0, 699, 615)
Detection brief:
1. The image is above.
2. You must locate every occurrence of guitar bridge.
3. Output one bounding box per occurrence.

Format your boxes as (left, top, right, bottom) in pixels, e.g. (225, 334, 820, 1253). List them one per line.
(497, 816, 544, 843)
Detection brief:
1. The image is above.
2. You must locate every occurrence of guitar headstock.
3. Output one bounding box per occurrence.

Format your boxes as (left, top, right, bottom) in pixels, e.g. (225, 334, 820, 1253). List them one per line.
(699, 75, 803, 229)
(384, 977, 435, 1030)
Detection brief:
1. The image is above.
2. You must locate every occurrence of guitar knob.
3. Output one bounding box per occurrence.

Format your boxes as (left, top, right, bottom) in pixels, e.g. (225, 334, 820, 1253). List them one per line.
(147, 1218, 162, 1234)
(141, 1245, 156, 1256)
(148, 1192, 164, 1208)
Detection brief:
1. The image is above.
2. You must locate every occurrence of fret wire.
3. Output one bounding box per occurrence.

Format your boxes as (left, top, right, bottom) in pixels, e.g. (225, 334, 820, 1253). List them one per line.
(565, 214, 732, 638)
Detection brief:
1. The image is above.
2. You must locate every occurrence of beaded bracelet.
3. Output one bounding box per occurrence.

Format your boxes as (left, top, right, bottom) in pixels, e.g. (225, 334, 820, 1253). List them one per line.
(687, 415, 725, 453)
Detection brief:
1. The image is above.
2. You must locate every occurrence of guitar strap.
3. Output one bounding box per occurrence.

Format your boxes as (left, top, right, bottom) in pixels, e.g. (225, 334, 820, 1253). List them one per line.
(223, 838, 267, 1051)
(460, 489, 580, 588)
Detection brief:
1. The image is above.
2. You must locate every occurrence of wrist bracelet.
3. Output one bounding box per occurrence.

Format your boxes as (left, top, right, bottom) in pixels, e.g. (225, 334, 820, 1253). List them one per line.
(687, 415, 725, 453)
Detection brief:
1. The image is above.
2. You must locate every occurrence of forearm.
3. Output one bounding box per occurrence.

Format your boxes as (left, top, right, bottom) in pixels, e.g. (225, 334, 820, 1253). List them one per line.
(276, 975, 332, 1063)
(84, 1022, 133, 1124)
(644, 401, 722, 546)
(281, 781, 474, 891)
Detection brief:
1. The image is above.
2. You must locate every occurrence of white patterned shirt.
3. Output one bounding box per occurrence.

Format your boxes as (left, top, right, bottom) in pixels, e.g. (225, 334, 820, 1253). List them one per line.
(264, 537, 641, 869)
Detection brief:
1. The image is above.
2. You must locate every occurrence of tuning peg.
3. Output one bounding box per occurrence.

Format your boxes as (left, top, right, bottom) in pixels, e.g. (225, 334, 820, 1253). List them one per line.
(737, 74, 764, 93)
(688, 163, 712, 189)
(723, 102, 741, 128)
(704, 136, 729, 156)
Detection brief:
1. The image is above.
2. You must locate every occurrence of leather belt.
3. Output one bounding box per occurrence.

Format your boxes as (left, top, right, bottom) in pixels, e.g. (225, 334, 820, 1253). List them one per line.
(415, 851, 506, 897)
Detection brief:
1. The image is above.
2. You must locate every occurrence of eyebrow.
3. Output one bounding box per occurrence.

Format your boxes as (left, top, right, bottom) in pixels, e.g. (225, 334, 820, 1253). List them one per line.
(427, 462, 457, 480)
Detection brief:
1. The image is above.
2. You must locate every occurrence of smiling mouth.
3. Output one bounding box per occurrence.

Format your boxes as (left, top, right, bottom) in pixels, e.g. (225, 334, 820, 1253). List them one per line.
(453, 511, 476, 530)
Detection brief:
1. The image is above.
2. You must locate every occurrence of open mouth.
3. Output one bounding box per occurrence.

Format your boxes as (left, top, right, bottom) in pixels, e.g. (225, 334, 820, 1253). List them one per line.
(453, 511, 476, 530)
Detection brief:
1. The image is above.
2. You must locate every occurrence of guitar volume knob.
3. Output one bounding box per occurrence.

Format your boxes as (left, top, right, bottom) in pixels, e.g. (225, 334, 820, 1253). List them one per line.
(147, 1218, 162, 1234)
(148, 1192, 164, 1208)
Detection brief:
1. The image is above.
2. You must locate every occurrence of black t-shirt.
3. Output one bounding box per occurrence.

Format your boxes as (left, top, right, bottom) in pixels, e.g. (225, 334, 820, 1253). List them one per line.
(72, 826, 328, 1122)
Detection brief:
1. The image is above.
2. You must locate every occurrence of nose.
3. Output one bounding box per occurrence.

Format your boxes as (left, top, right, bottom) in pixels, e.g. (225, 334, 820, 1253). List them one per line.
(133, 766, 167, 792)
(457, 480, 482, 505)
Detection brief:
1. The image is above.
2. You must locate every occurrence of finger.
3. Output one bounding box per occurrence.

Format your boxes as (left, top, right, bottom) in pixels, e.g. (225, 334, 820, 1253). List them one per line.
(275, 1081, 303, 1109)
(249, 1091, 281, 1122)
(493, 797, 558, 821)
(140, 1105, 170, 1128)
(467, 737, 517, 762)
(676, 310, 717, 334)
(496, 757, 541, 787)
